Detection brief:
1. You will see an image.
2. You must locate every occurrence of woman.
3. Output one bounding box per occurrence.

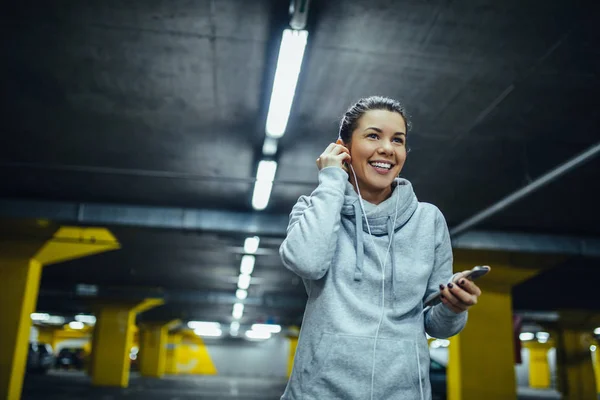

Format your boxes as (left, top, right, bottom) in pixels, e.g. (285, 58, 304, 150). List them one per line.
(279, 96, 483, 400)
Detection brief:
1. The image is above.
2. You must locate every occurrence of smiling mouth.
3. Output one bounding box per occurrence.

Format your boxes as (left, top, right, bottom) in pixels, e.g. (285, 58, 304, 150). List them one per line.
(367, 161, 396, 175)
(368, 161, 394, 170)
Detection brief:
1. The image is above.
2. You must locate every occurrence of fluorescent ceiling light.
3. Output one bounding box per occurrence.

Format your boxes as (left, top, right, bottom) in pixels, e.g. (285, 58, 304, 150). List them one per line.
(232, 303, 244, 319)
(236, 289, 248, 300)
(240, 255, 255, 275)
(75, 314, 96, 325)
(246, 330, 272, 340)
(591, 345, 597, 352)
(265, 29, 309, 138)
(244, 236, 260, 254)
(195, 327, 222, 337)
(519, 332, 534, 341)
(252, 181, 273, 211)
(251, 324, 282, 334)
(31, 313, 50, 321)
(252, 161, 278, 210)
(69, 321, 84, 330)
(256, 160, 278, 182)
(47, 316, 66, 325)
(262, 137, 278, 156)
(237, 274, 251, 290)
(188, 321, 221, 330)
(230, 321, 240, 336)
(536, 332, 550, 341)
(594, 327, 600, 335)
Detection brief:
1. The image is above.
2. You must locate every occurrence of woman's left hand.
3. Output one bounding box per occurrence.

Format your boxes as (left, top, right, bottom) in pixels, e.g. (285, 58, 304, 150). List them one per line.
(439, 271, 483, 314)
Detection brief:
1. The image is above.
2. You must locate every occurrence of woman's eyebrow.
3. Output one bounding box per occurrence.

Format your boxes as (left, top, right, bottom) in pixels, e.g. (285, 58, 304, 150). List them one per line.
(364, 126, 405, 136)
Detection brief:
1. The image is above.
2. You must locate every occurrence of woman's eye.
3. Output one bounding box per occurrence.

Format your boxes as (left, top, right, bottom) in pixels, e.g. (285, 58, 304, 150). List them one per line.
(393, 137, 404, 144)
(367, 133, 379, 139)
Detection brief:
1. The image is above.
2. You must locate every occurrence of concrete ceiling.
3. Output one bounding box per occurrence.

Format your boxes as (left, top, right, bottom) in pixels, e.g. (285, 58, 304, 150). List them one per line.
(1, 0, 599, 326)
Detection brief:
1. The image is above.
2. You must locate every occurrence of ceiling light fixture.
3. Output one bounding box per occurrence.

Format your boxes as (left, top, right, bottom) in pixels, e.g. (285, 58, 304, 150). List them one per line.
(265, 29, 309, 139)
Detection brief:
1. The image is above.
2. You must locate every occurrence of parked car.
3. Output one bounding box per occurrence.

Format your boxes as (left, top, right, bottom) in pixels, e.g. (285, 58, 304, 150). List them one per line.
(55, 347, 85, 370)
(26, 343, 54, 374)
(430, 358, 447, 400)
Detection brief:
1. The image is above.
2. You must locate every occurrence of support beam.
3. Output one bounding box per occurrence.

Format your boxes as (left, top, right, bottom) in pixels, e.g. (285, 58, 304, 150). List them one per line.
(139, 320, 179, 378)
(165, 333, 183, 374)
(554, 314, 598, 399)
(91, 299, 164, 387)
(0, 228, 119, 400)
(2, 198, 600, 256)
(447, 253, 542, 400)
(450, 140, 600, 237)
(523, 341, 553, 389)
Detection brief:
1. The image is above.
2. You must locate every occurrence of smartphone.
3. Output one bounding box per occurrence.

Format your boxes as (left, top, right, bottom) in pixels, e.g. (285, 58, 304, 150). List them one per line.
(423, 265, 491, 308)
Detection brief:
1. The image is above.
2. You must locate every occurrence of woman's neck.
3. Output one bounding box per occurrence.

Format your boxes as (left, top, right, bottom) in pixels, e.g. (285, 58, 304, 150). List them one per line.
(350, 178, 393, 205)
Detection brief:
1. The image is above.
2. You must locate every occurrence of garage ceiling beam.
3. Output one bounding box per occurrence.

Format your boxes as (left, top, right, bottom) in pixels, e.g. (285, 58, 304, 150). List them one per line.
(1, 198, 599, 257)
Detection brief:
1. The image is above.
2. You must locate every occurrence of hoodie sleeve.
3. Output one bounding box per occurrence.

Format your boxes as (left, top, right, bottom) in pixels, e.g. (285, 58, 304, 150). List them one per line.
(279, 167, 348, 280)
(423, 208, 468, 339)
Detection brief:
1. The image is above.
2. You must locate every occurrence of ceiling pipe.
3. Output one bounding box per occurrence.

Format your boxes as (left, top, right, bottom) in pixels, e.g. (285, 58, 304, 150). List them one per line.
(450, 141, 600, 238)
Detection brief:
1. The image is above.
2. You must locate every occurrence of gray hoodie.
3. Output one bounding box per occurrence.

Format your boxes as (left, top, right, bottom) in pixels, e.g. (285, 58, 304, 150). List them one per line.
(279, 167, 467, 400)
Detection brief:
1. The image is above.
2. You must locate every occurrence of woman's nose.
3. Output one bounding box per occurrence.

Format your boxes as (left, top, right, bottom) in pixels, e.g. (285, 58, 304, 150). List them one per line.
(378, 140, 394, 155)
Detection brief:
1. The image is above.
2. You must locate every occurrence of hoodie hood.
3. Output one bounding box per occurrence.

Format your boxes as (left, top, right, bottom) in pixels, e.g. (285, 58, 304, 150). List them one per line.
(340, 177, 419, 285)
(341, 178, 418, 235)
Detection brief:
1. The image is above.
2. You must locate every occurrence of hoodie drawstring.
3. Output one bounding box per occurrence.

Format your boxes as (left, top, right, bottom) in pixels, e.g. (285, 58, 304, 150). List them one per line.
(353, 202, 365, 281)
(387, 217, 396, 308)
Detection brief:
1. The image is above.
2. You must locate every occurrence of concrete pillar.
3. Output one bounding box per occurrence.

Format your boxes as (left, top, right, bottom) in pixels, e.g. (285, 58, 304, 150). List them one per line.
(448, 289, 517, 400)
(139, 320, 179, 378)
(287, 336, 298, 378)
(524, 341, 552, 389)
(447, 251, 543, 400)
(165, 333, 183, 374)
(0, 227, 119, 400)
(91, 299, 163, 388)
(555, 327, 597, 399)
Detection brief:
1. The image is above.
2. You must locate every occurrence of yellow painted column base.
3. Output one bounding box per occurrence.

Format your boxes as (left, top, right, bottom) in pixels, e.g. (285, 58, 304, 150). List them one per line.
(556, 329, 598, 399)
(287, 336, 298, 378)
(448, 289, 517, 400)
(166, 334, 183, 374)
(91, 306, 136, 388)
(528, 346, 551, 389)
(139, 320, 178, 379)
(91, 299, 163, 387)
(0, 258, 43, 400)
(0, 226, 119, 400)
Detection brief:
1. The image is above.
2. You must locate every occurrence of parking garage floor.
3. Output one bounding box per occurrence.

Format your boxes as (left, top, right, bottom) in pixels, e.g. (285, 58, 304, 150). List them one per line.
(21, 371, 580, 400)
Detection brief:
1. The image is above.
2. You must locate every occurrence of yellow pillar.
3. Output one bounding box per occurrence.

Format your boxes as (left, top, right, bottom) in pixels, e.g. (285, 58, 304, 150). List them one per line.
(139, 320, 179, 378)
(0, 227, 119, 400)
(166, 333, 183, 374)
(593, 343, 600, 395)
(555, 328, 597, 399)
(91, 299, 163, 387)
(288, 336, 298, 378)
(447, 251, 544, 400)
(524, 341, 552, 389)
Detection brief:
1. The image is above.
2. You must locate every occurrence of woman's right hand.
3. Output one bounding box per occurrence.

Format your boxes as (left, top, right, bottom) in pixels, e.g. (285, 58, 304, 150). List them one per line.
(316, 143, 351, 171)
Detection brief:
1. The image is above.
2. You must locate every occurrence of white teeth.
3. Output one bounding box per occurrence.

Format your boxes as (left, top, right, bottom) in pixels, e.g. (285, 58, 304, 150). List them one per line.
(370, 162, 392, 170)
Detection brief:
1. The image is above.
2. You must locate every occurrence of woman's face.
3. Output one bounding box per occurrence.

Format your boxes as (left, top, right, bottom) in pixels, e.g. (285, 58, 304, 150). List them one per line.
(348, 109, 407, 194)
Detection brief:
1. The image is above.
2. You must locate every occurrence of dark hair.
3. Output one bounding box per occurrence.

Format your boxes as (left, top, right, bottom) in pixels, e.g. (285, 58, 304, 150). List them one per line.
(338, 96, 411, 144)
